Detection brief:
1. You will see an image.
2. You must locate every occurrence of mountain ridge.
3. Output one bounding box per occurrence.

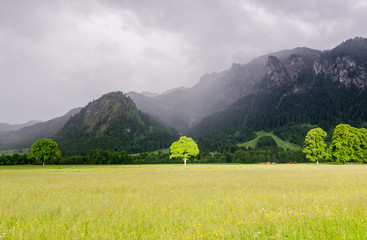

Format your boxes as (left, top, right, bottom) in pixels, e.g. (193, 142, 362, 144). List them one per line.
(0, 120, 42, 132)
(0, 108, 81, 150)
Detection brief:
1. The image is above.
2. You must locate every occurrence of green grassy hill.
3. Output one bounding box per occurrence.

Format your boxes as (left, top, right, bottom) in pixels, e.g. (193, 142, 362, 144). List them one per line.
(149, 148, 170, 154)
(238, 131, 301, 150)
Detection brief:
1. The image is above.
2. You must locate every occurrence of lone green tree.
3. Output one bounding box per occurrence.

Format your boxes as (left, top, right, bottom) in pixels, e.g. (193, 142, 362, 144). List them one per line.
(31, 138, 60, 167)
(169, 136, 199, 167)
(303, 128, 327, 164)
(328, 124, 361, 164)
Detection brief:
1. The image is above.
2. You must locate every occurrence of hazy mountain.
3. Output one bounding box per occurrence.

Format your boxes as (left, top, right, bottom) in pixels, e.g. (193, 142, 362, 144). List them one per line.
(190, 37, 367, 150)
(140, 91, 159, 98)
(55, 92, 178, 156)
(0, 108, 81, 150)
(160, 87, 188, 96)
(0, 120, 42, 132)
(126, 91, 191, 133)
(128, 47, 321, 133)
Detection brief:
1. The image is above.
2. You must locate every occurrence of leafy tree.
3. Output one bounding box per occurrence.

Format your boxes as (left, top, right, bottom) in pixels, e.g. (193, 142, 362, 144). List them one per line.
(328, 124, 361, 164)
(279, 150, 290, 163)
(234, 150, 251, 163)
(169, 136, 199, 167)
(303, 128, 327, 164)
(357, 128, 367, 163)
(31, 139, 60, 167)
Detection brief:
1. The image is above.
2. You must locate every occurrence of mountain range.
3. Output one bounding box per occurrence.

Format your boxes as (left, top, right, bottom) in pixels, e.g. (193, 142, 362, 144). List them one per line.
(0, 120, 42, 133)
(127, 47, 323, 133)
(0, 108, 81, 150)
(1, 37, 366, 154)
(129, 37, 367, 149)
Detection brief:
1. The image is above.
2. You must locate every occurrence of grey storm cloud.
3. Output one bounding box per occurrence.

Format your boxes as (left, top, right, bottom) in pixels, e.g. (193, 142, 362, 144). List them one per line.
(0, 0, 367, 123)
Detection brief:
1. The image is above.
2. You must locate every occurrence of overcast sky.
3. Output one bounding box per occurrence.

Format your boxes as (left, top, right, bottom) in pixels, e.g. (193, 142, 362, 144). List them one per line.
(1, 0, 367, 124)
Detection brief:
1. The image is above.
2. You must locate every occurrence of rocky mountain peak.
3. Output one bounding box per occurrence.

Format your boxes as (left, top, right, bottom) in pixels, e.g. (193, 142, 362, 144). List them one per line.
(80, 92, 138, 135)
(267, 56, 290, 86)
(314, 38, 367, 90)
(284, 54, 306, 82)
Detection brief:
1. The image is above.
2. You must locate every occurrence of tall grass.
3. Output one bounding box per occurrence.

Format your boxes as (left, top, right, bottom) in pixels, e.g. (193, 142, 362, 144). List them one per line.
(0, 164, 366, 239)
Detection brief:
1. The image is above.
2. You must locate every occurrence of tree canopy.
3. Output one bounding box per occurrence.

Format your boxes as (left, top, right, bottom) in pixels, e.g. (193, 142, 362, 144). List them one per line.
(31, 138, 60, 167)
(328, 124, 366, 163)
(303, 128, 327, 164)
(169, 136, 199, 167)
(357, 128, 367, 163)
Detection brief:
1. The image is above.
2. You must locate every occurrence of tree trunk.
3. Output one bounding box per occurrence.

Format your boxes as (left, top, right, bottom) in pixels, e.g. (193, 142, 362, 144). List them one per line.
(183, 157, 187, 167)
(316, 160, 319, 165)
(42, 161, 45, 168)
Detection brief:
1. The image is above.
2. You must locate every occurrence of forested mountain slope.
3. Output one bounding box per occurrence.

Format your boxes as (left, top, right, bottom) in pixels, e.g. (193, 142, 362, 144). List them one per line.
(55, 92, 178, 156)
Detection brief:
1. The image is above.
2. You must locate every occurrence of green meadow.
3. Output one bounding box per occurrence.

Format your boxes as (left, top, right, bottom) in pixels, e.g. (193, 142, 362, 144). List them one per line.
(238, 131, 301, 150)
(0, 164, 366, 239)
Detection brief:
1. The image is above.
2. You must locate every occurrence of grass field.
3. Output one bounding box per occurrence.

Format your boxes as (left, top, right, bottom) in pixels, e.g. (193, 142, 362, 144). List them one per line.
(238, 131, 301, 150)
(0, 164, 366, 239)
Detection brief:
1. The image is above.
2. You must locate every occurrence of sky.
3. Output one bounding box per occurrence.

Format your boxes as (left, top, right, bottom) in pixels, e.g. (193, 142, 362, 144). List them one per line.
(1, 0, 367, 124)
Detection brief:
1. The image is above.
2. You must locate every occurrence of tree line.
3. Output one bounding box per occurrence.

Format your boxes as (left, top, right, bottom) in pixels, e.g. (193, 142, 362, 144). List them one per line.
(304, 124, 367, 164)
(0, 147, 307, 166)
(0, 139, 306, 166)
(1, 123, 366, 166)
